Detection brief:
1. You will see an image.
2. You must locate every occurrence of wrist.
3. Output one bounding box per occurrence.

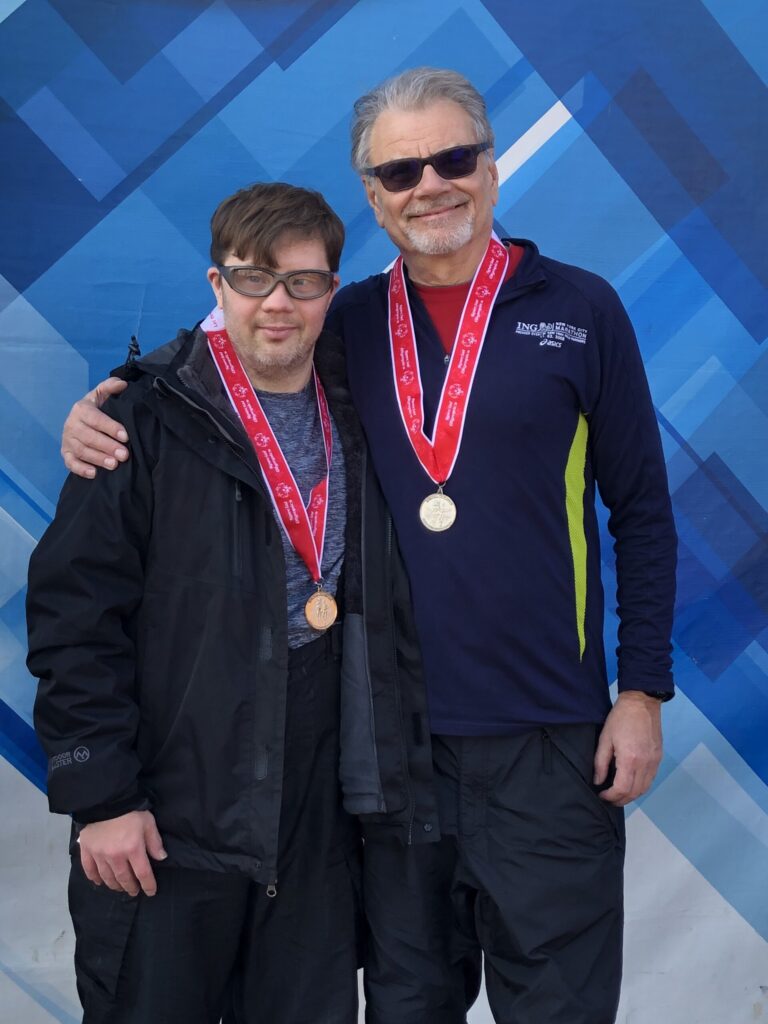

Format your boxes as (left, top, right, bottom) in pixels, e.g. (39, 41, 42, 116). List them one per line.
(617, 689, 670, 706)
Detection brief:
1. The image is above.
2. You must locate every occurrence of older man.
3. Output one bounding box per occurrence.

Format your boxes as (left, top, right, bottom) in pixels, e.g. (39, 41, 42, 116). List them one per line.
(58, 69, 676, 1024)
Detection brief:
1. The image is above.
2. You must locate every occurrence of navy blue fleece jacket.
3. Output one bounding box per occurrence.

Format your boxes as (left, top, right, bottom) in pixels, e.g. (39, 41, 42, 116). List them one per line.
(327, 239, 676, 734)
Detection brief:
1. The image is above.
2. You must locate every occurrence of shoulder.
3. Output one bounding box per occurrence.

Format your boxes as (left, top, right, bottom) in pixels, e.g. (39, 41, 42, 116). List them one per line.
(329, 273, 389, 316)
(538, 254, 623, 315)
(105, 328, 198, 421)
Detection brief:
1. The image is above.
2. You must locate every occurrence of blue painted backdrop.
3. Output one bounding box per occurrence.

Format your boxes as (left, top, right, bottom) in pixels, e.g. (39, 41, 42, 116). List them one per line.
(1, 1, 766, 1019)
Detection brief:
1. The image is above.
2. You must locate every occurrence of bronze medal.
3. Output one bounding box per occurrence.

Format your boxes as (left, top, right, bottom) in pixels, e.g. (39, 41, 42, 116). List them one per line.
(305, 589, 338, 630)
(419, 491, 457, 532)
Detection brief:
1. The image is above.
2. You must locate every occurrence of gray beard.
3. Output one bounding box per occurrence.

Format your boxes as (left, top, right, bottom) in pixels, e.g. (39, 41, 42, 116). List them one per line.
(402, 210, 475, 256)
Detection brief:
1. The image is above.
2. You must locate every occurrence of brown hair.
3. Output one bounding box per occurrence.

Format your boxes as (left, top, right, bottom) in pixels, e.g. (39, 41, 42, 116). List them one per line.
(209, 182, 345, 271)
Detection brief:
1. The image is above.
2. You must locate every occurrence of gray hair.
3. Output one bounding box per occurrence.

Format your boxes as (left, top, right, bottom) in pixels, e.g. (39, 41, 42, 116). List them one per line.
(351, 67, 494, 173)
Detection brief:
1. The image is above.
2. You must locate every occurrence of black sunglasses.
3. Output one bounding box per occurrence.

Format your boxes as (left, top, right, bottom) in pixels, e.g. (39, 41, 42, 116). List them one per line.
(363, 142, 492, 193)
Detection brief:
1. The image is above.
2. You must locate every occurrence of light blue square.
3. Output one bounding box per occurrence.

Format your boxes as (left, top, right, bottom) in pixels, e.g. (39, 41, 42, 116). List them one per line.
(18, 86, 126, 200)
(163, 1, 263, 102)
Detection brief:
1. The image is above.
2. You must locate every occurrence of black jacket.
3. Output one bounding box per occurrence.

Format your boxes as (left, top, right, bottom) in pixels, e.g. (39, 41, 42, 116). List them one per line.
(27, 327, 438, 885)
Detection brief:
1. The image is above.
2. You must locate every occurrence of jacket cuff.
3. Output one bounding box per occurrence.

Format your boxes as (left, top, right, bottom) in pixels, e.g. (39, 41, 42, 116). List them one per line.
(72, 792, 151, 825)
(617, 683, 675, 702)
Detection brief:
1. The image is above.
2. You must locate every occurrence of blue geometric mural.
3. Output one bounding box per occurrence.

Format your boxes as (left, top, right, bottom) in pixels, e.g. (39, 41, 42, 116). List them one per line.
(1, 1, 766, 1020)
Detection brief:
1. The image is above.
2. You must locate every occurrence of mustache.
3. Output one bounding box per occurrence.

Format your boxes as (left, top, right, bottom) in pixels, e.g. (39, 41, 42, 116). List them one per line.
(405, 198, 469, 217)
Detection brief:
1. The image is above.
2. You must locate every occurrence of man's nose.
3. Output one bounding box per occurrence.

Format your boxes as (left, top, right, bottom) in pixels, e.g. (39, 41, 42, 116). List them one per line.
(261, 281, 295, 308)
(412, 162, 450, 196)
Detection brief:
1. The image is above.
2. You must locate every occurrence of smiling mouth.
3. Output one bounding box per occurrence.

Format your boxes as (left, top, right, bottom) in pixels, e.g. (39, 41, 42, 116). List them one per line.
(408, 202, 467, 220)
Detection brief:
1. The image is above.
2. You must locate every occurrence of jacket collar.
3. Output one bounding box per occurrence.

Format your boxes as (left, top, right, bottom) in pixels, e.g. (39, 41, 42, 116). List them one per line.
(124, 324, 353, 416)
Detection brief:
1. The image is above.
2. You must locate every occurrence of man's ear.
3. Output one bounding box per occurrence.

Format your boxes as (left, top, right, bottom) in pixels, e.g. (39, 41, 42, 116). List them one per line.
(487, 152, 500, 207)
(207, 266, 224, 308)
(362, 176, 385, 228)
(325, 274, 341, 312)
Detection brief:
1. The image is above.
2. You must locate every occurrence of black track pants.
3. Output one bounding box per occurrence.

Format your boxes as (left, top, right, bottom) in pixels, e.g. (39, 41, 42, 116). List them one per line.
(363, 726, 625, 1024)
(68, 631, 362, 1024)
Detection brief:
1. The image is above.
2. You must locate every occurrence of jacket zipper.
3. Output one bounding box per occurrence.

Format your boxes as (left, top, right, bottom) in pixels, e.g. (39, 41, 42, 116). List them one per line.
(233, 479, 243, 577)
(384, 508, 416, 845)
(153, 378, 269, 500)
(153, 377, 244, 449)
(153, 375, 285, 883)
(359, 449, 384, 811)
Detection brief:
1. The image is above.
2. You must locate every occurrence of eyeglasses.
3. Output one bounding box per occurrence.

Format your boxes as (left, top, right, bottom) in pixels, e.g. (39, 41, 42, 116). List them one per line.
(216, 265, 335, 300)
(363, 142, 492, 193)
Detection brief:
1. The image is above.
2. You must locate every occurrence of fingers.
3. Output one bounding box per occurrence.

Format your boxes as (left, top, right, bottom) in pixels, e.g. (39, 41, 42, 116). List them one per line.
(130, 850, 158, 897)
(594, 692, 663, 806)
(92, 856, 124, 893)
(85, 848, 156, 897)
(143, 819, 168, 864)
(61, 378, 131, 477)
(91, 377, 129, 407)
(62, 455, 99, 480)
(71, 402, 129, 444)
(78, 844, 101, 886)
(62, 443, 126, 477)
(592, 733, 613, 786)
(599, 764, 637, 806)
(77, 811, 161, 897)
(62, 401, 130, 477)
(599, 756, 659, 806)
(112, 855, 143, 898)
(81, 848, 136, 895)
(63, 428, 129, 463)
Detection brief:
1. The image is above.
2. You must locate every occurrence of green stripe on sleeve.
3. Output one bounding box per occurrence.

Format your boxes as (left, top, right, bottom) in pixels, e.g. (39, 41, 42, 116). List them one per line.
(565, 413, 588, 660)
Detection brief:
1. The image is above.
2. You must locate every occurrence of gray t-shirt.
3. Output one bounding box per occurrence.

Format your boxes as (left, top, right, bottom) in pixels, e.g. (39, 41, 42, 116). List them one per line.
(257, 381, 346, 648)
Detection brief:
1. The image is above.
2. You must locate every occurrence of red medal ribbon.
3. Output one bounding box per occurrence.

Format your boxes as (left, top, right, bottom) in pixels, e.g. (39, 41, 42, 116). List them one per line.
(388, 234, 509, 485)
(202, 308, 332, 585)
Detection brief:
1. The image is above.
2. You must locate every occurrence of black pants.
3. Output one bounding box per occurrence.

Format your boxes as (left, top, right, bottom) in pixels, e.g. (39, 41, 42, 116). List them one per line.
(68, 632, 362, 1024)
(364, 726, 625, 1024)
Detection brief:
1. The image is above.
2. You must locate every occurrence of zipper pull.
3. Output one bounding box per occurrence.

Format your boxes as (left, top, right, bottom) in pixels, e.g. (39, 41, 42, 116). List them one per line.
(266, 881, 278, 898)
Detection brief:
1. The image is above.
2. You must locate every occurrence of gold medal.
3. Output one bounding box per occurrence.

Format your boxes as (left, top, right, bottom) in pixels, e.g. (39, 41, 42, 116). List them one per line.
(305, 589, 338, 630)
(419, 491, 457, 532)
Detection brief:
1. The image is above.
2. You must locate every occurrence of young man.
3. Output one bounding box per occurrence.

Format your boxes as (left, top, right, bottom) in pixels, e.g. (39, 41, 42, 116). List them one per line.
(57, 69, 676, 1024)
(27, 182, 432, 1024)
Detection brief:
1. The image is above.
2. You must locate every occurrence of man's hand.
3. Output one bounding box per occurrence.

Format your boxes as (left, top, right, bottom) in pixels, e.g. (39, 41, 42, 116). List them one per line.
(62, 377, 131, 478)
(593, 691, 663, 807)
(78, 810, 167, 897)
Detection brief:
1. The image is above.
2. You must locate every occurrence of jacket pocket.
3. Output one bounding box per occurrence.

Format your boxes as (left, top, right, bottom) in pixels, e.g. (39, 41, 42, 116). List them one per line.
(339, 613, 386, 814)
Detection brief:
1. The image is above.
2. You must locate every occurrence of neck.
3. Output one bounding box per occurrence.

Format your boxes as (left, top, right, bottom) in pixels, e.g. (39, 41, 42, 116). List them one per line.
(233, 347, 314, 395)
(246, 364, 313, 395)
(404, 231, 493, 287)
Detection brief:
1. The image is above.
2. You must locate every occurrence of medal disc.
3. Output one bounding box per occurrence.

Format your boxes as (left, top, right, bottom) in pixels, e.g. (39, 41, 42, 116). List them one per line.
(305, 589, 338, 630)
(419, 492, 457, 532)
